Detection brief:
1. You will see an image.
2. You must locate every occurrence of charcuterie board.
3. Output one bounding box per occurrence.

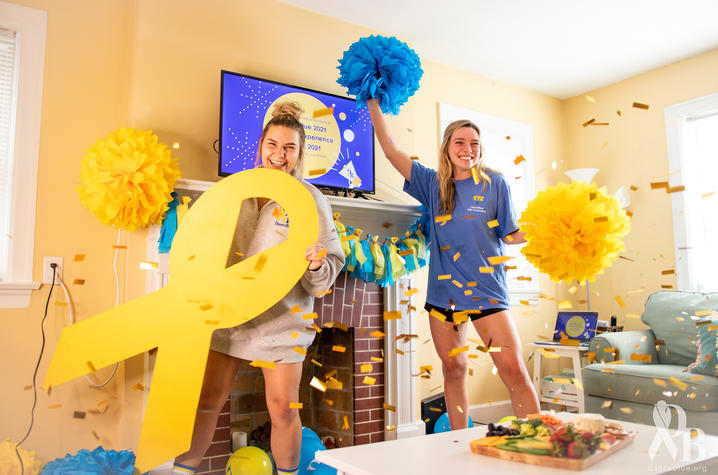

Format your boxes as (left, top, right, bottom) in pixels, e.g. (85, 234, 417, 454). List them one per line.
(470, 431, 635, 471)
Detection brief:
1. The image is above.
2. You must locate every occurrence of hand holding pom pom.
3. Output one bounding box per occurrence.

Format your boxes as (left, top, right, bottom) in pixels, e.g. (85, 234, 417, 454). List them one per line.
(337, 35, 423, 115)
(519, 181, 631, 283)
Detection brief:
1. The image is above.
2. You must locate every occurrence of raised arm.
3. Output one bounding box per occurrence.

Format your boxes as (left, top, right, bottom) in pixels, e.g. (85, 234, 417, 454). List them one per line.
(367, 98, 413, 181)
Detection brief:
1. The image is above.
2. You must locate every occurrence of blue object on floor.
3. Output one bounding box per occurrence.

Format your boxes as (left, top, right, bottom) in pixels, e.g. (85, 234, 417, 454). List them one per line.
(433, 412, 475, 433)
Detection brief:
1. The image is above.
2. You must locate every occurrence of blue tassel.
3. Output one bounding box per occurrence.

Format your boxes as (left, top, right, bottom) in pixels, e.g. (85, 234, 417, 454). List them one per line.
(157, 192, 179, 254)
(359, 238, 375, 282)
(337, 35, 423, 115)
(41, 446, 140, 474)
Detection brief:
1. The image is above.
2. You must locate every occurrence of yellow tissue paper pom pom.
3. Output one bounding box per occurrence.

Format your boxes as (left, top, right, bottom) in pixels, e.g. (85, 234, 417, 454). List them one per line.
(519, 181, 630, 283)
(77, 128, 181, 231)
(0, 439, 43, 474)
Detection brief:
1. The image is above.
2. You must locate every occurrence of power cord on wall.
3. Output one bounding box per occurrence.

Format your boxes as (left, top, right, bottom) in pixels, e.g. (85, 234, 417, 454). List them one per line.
(15, 264, 56, 475)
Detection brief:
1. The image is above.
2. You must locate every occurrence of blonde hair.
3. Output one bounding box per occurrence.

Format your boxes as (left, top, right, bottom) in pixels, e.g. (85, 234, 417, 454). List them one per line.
(257, 101, 306, 178)
(437, 120, 489, 214)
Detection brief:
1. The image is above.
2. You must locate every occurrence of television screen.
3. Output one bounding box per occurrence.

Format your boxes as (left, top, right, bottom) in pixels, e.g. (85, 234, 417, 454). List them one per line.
(219, 70, 375, 193)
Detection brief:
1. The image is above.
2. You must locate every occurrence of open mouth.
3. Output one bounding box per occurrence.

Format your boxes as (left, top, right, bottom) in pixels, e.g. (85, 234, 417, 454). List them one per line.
(268, 158, 287, 168)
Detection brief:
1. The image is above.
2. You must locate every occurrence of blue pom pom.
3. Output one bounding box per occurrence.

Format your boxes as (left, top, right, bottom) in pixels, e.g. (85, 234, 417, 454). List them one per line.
(337, 35, 423, 115)
(41, 446, 138, 474)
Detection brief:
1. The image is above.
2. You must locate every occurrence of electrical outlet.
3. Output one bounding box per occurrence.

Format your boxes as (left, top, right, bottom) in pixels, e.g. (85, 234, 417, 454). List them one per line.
(43, 256, 63, 284)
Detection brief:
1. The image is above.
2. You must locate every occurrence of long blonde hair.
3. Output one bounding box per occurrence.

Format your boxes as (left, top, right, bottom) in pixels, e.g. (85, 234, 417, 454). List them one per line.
(256, 101, 306, 178)
(437, 120, 488, 214)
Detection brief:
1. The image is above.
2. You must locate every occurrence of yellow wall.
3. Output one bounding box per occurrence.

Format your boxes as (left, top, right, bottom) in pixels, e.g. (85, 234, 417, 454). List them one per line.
(3, 0, 714, 466)
(562, 48, 718, 324)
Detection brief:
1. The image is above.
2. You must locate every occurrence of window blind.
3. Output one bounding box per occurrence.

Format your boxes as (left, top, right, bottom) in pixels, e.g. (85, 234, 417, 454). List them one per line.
(0, 27, 18, 280)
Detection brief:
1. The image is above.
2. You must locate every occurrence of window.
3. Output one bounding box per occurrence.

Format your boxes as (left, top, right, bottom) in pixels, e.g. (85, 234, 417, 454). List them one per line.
(665, 93, 718, 292)
(0, 2, 47, 307)
(438, 102, 540, 301)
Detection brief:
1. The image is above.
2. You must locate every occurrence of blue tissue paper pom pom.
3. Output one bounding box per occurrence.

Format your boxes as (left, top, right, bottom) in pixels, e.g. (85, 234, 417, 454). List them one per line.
(41, 446, 138, 474)
(337, 35, 423, 115)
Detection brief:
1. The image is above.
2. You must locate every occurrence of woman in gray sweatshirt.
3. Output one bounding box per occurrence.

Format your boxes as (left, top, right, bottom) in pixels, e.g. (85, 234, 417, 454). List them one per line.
(173, 102, 345, 475)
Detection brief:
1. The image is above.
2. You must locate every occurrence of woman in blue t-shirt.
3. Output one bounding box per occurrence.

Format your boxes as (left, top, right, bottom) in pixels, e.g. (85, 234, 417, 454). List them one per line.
(367, 98, 540, 428)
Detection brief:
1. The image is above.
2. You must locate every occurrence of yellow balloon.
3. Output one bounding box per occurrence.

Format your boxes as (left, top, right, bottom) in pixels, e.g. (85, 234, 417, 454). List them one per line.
(497, 416, 517, 424)
(225, 447, 273, 475)
(43, 168, 319, 472)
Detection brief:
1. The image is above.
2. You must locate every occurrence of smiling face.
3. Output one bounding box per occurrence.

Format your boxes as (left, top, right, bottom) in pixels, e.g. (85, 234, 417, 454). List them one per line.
(447, 126, 481, 179)
(260, 125, 301, 174)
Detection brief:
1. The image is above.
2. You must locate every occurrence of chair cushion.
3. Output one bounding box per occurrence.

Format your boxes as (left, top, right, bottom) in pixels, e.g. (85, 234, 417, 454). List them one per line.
(641, 291, 718, 366)
(687, 318, 718, 377)
(582, 362, 718, 412)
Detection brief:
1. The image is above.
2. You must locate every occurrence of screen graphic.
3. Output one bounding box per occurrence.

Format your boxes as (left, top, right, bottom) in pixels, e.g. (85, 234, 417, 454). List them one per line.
(220, 72, 375, 192)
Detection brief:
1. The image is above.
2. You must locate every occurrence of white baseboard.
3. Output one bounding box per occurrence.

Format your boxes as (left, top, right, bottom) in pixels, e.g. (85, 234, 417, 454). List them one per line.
(468, 400, 514, 424)
(386, 420, 426, 440)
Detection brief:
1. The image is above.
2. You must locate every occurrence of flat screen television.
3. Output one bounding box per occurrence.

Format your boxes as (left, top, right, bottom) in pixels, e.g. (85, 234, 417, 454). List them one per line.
(219, 70, 375, 193)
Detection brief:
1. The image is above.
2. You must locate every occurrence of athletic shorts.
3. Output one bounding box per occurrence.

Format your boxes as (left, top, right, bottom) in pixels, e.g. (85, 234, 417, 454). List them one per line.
(424, 302, 508, 323)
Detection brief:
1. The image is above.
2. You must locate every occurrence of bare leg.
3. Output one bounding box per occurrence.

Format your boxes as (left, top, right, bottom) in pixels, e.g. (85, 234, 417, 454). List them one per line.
(175, 350, 242, 467)
(428, 316, 469, 429)
(262, 362, 303, 471)
(473, 310, 540, 417)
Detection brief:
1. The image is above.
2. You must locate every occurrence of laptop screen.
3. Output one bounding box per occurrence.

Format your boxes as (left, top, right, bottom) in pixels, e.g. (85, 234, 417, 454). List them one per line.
(553, 311, 599, 341)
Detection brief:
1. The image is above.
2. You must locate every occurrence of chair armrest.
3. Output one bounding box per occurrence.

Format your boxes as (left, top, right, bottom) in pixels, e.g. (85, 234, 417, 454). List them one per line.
(588, 329, 658, 364)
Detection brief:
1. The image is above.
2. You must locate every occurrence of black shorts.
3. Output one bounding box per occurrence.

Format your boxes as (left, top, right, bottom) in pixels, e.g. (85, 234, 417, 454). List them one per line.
(424, 302, 507, 323)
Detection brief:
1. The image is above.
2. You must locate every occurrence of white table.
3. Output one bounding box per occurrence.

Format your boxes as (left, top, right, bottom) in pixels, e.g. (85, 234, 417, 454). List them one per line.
(531, 343, 589, 413)
(315, 413, 718, 474)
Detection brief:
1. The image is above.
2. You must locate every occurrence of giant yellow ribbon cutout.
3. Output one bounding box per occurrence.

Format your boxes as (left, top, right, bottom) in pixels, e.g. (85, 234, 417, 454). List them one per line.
(43, 168, 318, 472)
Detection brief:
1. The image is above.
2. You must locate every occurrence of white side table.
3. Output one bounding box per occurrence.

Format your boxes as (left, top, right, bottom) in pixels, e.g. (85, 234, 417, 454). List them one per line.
(530, 343, 589, 413)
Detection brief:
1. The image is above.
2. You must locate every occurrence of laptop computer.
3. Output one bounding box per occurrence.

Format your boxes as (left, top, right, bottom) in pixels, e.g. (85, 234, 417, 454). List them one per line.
(534, 311, 599, 347)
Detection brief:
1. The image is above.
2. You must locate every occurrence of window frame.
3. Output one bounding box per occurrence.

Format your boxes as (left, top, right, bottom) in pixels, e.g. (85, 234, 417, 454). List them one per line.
(0, 2, 47, 308)
(438, 102, 541, 303)
(665, 92, 718, 292)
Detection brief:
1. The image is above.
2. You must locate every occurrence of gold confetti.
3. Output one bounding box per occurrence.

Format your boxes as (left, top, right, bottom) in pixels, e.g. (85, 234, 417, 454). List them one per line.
(311, 359, 323, 367)
(486, 219, 499, 228)
(448, 346, 469, 357)
(132, 383, 145, 391)
(487, 256, 512, 265)
(313, 107, 334, 118)
(396, 349, 405, 355)
(516, 276, 532, 281)
(310, 377, 327, 392)
(439, 245, 451, 251)
(204, 319, 219, 325)
(48, 404, 62, 409)
(332, 345, 346, 353)
(371, 356, 384, 362)
(383, 310, 401, 320)
(199, 303, 213, 311)
(435, 214, 452, 224)
(111, 245, 127, 249)
(650, 181, 668, 189)
(73, 279, 85, 285)
(514, 155, 526, 165)
(429, 309, 446, 322)
(86, 361, 97, 373)
(558, 300, 573, 309)
(653, 378, 667, 387)
(601, 400, 613, 409)
(695, 310, 713, 316)
(311, 323, 322, 333)
(362, 376, 376, 385)
(360, 364, 373, 373)
(668, 376, 688, 391)
(615, 296, 626, 307)
(437, 274, 451, 280)
(303, 312, 318, 320)
(453, 252, 461, 262)
(293, 347, 307, 356)
(383, 403, 396, 412)
(630, 353, 652, 363)
(254, 254, 267, 272)
(582, 118, 596, 127)
(250, 360, 276, 369)
(55, 301, 68, 307)
(626, 313, 640, 319)
(289, 402, 303, 409)
(661, 269, 675, 275)
(404, 288, 419, 296)
(315, 288, 333, 297)
(619, 407, 633, 414)
(479, 266, 494, 274)
(702, 191, 716, 199)
(666, 185, 685, 194)
(73, 254, 86, 262)
(370, 331, 385, 338)
(632, 102, 649, 110)
(342, 415, 350, 430)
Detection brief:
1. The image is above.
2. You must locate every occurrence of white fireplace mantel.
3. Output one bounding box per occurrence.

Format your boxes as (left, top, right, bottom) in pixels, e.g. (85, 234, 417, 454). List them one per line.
(148, 178, 427, 440)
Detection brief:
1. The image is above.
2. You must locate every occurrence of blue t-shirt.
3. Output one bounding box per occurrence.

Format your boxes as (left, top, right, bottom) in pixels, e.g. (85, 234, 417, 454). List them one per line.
(404, 161, 518, 311)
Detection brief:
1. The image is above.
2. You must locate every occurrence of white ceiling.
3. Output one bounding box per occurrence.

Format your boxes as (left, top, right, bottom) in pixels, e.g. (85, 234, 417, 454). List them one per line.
(280, 0, 718, 99)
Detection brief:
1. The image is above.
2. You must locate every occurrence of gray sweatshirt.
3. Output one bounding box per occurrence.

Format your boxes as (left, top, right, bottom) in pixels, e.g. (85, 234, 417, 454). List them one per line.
(210, 181, 344, 363)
